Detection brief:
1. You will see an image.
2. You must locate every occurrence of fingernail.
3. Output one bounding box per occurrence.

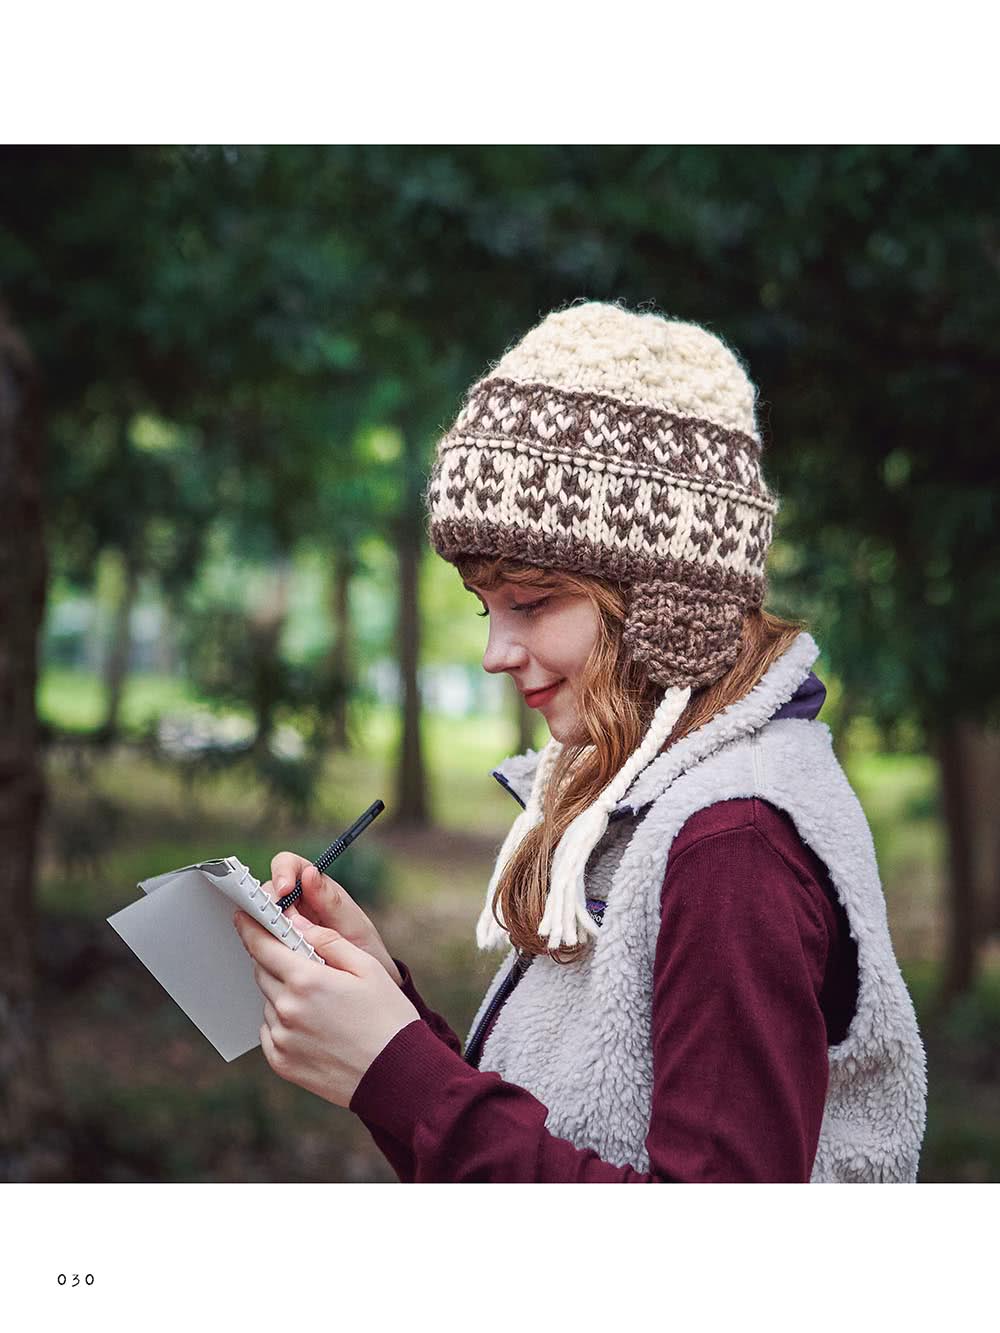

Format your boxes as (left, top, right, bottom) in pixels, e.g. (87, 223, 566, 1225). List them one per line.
(275, 878, 288, 894)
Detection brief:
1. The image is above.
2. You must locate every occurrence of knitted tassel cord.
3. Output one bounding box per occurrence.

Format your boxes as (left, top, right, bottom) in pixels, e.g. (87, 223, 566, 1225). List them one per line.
(539, 685, 692, 950)
(478, 686, 692, 952)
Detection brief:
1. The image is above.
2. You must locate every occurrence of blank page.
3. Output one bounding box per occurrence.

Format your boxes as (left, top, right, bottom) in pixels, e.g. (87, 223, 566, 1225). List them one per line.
(108, 869, 265, 1062)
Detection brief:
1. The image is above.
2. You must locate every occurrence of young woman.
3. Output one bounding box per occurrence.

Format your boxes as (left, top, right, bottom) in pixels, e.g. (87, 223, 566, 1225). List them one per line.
(234, 301, 927, 1182)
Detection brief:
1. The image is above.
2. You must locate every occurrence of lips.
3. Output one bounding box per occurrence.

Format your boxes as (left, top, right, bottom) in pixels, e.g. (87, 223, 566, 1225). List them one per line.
(523, 679, 565, 706)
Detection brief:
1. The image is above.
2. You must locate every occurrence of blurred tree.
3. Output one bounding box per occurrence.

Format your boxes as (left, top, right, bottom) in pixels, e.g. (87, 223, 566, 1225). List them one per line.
(328, 537, 357, 750)
(52, 413, 215, 740)
(0, 146, 378, 751)
(297, 147, 595, 822)
(3, 144, 997, 999)
(350, 145, 1000, 996)
(0, 301, 67, 1180)
(716, 146, 1000, 1001)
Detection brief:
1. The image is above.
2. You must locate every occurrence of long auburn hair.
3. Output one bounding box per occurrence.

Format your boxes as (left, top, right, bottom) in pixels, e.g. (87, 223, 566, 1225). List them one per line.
(455, 554, 805, 964)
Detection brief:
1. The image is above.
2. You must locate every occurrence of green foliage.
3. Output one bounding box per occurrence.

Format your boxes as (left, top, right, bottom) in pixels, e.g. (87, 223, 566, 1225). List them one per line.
(9, 146, 1000, 1018)
(40, 740, 393, 918)
(419, 543, 495, 667)
(7, 145, 997, 737)
(65, 1071, 281, 1182)
(38, 668, 202, 735)
(901, 960, 1000, 1181)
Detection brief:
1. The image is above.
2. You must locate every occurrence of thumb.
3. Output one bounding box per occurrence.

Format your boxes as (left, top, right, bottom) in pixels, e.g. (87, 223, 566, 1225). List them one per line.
(290, 915, 370, 975)
(301, 865, 349, 929)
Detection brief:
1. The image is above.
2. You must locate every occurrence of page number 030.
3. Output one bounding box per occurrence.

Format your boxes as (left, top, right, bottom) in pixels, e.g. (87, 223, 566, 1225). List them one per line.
(57, 1274, 94, 1287)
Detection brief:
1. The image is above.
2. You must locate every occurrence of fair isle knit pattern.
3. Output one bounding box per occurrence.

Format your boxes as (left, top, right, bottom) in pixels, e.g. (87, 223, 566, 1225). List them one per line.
(425, 302, 779, 689)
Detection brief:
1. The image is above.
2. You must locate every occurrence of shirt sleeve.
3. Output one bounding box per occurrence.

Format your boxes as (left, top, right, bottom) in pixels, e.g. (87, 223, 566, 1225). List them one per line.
(349, 818, 834, 1182)
(394, 958, 464, 1056)
(351, 956, 467, 1179)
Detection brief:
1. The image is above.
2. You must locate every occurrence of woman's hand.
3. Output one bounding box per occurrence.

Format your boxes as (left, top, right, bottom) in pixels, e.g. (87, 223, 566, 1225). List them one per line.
(265, 850, 402, 986)
(234, 911, 419, 1108)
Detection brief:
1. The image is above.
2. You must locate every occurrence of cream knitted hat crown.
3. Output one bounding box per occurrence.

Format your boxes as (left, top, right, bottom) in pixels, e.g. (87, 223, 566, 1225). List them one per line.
(423, 301, 780, 950)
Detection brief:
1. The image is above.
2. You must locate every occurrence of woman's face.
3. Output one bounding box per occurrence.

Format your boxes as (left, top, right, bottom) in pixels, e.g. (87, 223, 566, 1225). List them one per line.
(465, 577, 601, 743)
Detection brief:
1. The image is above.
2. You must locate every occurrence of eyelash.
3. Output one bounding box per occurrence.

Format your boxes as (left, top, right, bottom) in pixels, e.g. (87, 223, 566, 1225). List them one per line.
(476, 598, 548, 619)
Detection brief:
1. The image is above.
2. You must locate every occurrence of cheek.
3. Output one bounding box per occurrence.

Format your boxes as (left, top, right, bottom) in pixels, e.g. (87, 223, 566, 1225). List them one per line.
(548, 605, 601, 675)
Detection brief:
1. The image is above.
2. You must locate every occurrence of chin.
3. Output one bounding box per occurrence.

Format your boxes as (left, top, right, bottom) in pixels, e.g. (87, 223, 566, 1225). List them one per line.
(545, 711, 580, 746)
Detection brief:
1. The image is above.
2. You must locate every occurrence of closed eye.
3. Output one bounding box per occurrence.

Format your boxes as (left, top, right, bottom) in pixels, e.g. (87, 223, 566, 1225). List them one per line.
(476, 598, 549, 618)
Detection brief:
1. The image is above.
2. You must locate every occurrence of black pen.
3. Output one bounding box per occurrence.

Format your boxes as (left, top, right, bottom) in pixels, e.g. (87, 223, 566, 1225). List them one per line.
(275, 799, 385, 911)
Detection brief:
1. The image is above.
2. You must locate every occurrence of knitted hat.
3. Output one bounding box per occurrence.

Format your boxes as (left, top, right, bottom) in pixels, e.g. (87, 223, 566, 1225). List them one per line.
(423, 301, 779, 950)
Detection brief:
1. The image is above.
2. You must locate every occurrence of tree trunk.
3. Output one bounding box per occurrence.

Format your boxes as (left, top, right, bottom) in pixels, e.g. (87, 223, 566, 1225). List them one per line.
(156, 595, 178, 675)
(329, 542, 355, 751)
(249, 557, 291, 754)
(392, 438, 430, 826)
(960, 722, 1000, 937)
(97, 548, 140, 743)
(935, 721, 979, 1003)
(830, 687, 857, 766)
(985, 745, 1000, 938)
(0, 303, 68, 1180)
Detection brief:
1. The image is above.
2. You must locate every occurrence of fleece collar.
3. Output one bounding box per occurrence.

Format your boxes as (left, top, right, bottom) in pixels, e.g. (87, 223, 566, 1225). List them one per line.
(490, 632, 822, 821)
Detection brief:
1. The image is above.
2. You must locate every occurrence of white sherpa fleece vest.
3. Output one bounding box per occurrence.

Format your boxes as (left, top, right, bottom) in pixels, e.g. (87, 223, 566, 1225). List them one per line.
(466, 633, 928, 1182)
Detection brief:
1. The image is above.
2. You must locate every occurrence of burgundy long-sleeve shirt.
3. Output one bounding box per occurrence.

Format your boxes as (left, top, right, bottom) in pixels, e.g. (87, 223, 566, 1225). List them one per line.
(351, 793, 860, 1182)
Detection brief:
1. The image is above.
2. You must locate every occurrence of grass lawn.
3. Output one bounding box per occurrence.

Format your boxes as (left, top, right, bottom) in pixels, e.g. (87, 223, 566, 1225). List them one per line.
(39, 668, 206, 733)
(844, 750, 944, 964)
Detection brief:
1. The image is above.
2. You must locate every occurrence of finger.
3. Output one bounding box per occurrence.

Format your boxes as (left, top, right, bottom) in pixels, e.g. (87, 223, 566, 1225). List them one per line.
(252, 961, 283, 1007)
(299, 864, 331, 917)
(271, 851, 311, 901)
(300, 866, 350, 928)
(296, 865, 325, 918)
(261, 992, 294, 1050)
(260, 1019, 280, 1072)
(234, 910, 306, 982)
(295, 918, 371, 976)
(257, 878, 281, 909)
(280, 878, 318, 926)
(271, 849, 308, 882)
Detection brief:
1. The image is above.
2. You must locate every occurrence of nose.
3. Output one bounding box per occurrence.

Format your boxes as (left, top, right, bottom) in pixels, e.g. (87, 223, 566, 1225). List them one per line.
(481, 616, 530, 676)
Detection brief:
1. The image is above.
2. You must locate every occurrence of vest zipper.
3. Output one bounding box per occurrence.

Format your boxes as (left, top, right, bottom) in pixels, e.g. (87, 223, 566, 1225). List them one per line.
(464, 948, 532, 1067)
(463, 901, 607, 1066)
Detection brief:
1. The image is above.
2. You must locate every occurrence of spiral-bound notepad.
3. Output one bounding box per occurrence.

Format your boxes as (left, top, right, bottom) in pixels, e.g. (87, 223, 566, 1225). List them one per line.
(108, 857, 323, 1062)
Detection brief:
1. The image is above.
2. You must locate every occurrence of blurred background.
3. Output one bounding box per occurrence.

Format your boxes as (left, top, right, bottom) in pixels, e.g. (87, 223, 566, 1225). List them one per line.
(1, 145, 998, 1183)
